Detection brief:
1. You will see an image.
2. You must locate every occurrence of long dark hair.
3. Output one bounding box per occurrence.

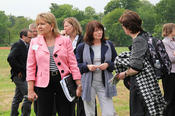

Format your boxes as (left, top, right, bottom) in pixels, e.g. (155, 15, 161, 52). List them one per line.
(84, 20, 106, 45)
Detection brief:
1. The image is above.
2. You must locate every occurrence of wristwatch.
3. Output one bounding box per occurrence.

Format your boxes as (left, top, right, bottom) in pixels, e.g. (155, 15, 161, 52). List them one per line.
(125, 70, 129, 77)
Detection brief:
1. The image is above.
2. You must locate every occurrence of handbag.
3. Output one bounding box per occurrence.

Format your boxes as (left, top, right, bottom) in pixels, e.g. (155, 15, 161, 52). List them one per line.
(60, 74, 77, 102)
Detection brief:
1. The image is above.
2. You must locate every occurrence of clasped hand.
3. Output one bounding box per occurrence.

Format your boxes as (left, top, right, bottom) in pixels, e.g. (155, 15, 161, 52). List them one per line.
(87, 63, 109, 71)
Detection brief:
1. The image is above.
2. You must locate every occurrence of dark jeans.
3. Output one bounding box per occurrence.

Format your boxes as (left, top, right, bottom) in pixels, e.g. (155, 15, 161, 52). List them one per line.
(162, 73, 175, 116)
(11, 76, 32, 116)
(130, 77, 149, 116)
(35, 74, 74, 116)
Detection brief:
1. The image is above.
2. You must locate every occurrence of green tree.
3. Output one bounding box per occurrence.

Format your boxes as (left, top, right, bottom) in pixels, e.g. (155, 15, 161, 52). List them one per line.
(84, 6, 96, 16)
(50, 3, 102, 32)
(83, 6, 103, 29)
(104, 0, 140, 15)
(152, 24, 163, 39)
(136, 0, 156, 33)
(153, 0, 175, 38)
(0, 11, 10, 45)
(50, 3, 75, 30)
(102, 8, 131, 46)
(104, 0, 119, 14)
(8, 16, 33, 43)
(155, 0, 175, 23)
(9, 15, 16, 27)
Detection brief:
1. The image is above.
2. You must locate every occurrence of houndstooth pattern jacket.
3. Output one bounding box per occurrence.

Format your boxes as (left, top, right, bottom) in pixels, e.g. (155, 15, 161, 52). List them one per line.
(114, 51, 166, 116)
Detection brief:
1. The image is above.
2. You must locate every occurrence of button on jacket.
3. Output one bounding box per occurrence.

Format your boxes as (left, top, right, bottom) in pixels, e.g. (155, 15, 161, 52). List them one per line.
(26, 35, 81, 87)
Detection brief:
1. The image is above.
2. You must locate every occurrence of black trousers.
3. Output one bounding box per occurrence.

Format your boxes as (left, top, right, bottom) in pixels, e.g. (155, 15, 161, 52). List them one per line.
(130, 77, 149, 116)
(77, 97, 86, 116)
(35, 74, 74, 116)
(162, 73, 175, 116)
(34, 87, 57, 116)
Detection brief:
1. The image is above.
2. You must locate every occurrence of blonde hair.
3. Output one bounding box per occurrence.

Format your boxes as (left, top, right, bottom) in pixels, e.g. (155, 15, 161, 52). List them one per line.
(36, 12, 60, 37)
(162, 23, 175, 37)
(63, 17, 82, 35)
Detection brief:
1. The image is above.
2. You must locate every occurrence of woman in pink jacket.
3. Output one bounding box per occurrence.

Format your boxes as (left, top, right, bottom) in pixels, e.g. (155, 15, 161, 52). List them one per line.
(26, 12, 82, 116)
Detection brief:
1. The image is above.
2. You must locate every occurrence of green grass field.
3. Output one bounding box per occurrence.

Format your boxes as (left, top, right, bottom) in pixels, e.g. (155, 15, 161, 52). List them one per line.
(0, 47, 131, 116)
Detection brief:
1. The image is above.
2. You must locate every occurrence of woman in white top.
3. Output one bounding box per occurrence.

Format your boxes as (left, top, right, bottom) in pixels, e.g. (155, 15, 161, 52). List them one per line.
(62, 17, 83, 53)
(162, 23, 175, 116)
(62, 17, 86, 116)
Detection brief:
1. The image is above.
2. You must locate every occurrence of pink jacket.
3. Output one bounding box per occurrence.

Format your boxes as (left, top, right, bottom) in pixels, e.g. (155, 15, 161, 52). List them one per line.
(26, 35, 81, 87)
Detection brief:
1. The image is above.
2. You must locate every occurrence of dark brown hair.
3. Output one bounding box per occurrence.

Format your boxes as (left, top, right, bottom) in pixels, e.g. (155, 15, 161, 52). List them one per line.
(20, 29, 32, 38)
(119, 10, 143, 34)
(84, 20, 106, 45)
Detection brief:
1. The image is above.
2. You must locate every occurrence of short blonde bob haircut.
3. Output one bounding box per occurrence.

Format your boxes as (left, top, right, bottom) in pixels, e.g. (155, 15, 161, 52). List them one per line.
(162, 23, 175, 37)
(63, 17, 82, 35)
(36, 12, 60, 37)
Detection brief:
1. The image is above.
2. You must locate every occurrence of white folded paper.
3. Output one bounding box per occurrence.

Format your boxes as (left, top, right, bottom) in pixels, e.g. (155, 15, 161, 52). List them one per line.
(60, 75, 76, 102)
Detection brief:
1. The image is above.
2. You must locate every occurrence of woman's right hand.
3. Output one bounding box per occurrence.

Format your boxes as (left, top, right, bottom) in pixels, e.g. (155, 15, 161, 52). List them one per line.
(28, 89, 38, 102)
(87, 64, 98, 71)
(76, 85, 82, 97)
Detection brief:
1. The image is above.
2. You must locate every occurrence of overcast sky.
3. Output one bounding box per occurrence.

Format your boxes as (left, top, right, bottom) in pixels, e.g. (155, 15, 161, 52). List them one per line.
(0, 0, 160, 20)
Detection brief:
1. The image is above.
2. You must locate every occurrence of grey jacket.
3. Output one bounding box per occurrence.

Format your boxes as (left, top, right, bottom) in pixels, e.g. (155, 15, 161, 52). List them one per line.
(129, 31, 148, 71)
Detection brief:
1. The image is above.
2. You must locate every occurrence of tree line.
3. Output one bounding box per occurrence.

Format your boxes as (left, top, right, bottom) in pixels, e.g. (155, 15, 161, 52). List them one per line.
(0, 0, 175, 46)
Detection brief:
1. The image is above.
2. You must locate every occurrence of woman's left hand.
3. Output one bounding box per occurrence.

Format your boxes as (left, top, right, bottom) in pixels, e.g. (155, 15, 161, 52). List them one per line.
(98, 63, 109, 70)
(76, 85, 82, 97)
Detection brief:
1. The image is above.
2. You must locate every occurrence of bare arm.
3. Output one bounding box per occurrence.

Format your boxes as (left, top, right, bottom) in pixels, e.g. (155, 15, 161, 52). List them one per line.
(27, 80, 38, 102)
(75, 79, 82, 97)
(118, 68, 139, 80)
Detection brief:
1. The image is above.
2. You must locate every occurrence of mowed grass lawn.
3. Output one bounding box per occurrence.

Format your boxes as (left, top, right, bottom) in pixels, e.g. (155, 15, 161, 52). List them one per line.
(0, 47, 131, 116)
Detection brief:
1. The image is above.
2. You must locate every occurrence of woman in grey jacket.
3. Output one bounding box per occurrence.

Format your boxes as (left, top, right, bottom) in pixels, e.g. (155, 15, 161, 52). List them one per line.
(117, 10, 165, 116)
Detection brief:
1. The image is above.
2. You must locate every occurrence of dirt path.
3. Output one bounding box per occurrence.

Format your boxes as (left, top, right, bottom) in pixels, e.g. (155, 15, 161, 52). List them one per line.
(0, 47, 10, 50)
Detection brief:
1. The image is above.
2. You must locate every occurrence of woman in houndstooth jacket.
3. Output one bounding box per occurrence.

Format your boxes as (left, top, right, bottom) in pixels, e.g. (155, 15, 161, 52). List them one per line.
(117, 10, 165, 116)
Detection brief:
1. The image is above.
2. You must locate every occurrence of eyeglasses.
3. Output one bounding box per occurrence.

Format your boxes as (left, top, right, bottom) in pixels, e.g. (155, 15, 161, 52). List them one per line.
(32, 30, 37, 33)
(27, 36, 32, 39)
